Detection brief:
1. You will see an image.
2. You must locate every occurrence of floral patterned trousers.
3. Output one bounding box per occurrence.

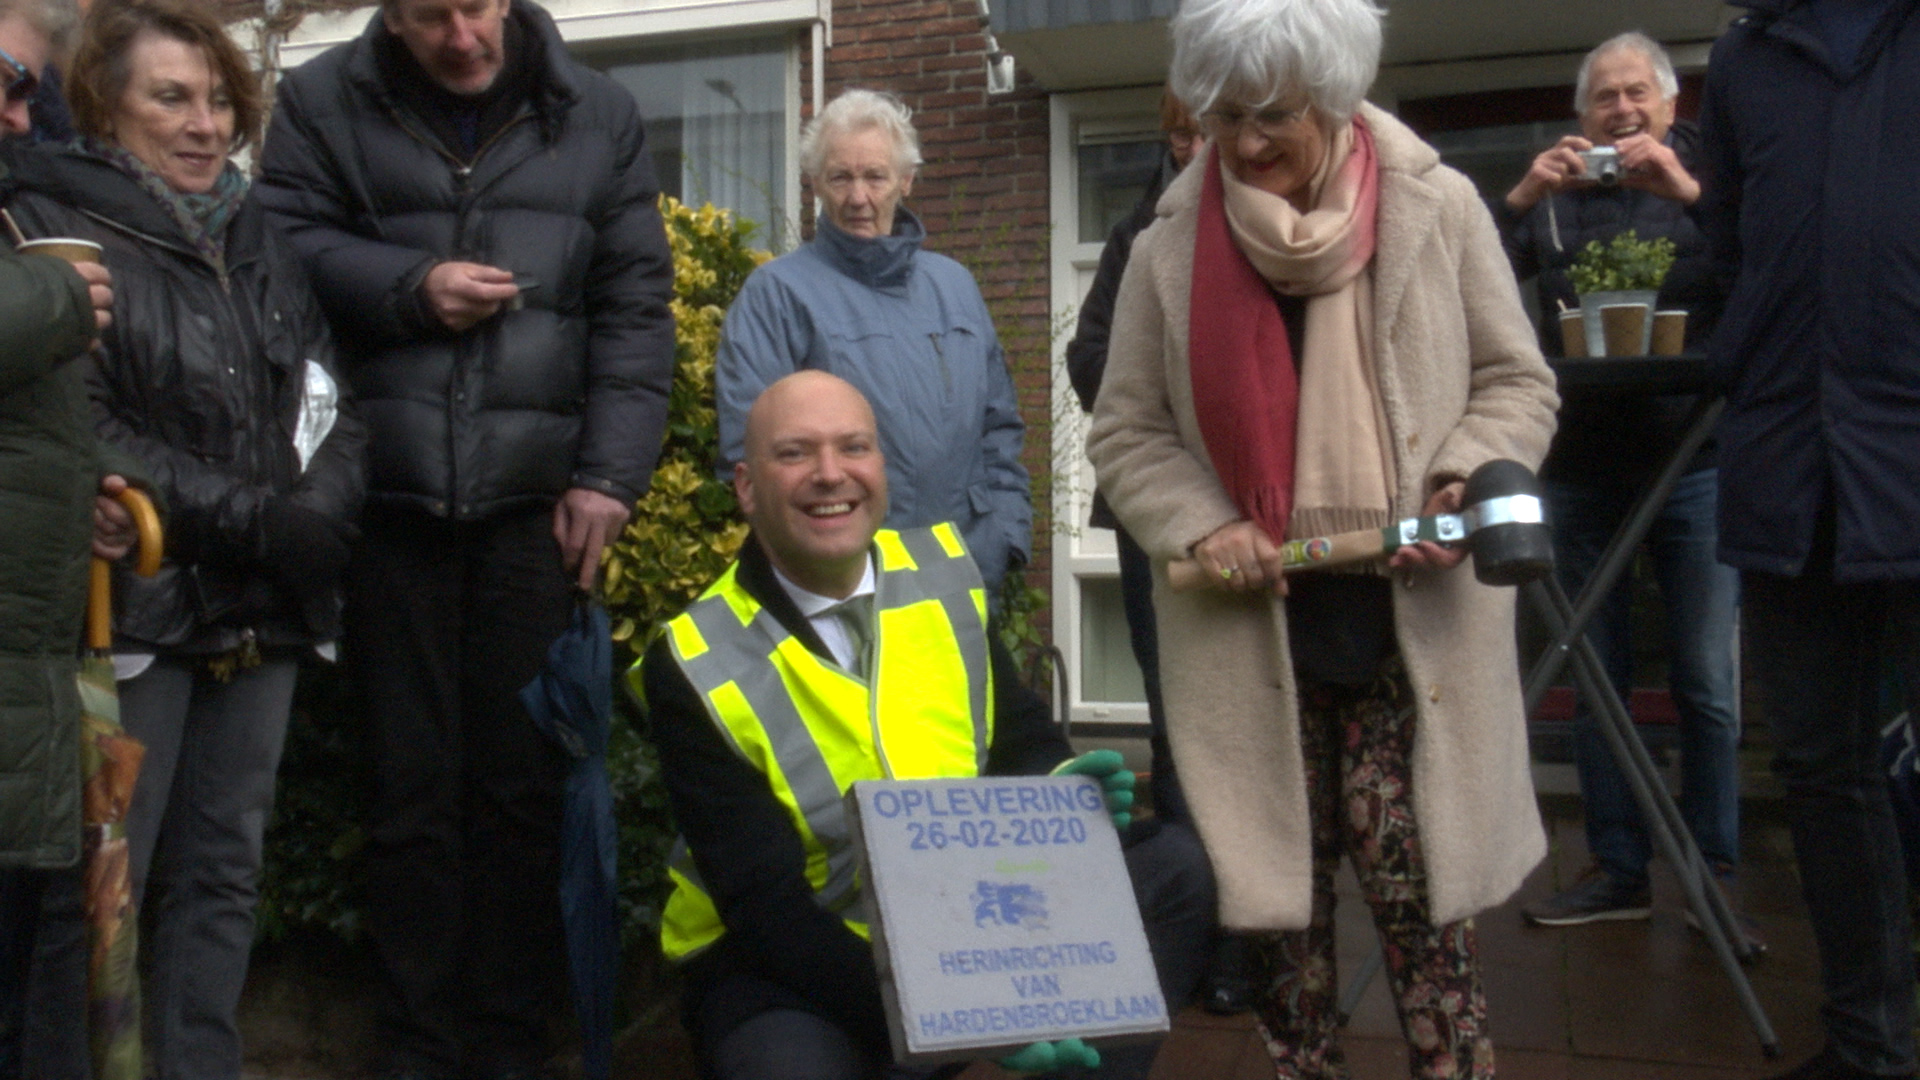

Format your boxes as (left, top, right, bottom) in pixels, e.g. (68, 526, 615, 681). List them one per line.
(1252, 657, 1494, 1080)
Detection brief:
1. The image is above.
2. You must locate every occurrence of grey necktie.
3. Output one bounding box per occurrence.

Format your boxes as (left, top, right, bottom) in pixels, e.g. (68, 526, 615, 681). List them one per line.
(833, 595, 875, 678)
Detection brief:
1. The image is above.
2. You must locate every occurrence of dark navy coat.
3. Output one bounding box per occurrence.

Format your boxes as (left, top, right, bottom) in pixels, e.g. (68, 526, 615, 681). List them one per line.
(1697, 0, 1920, 581)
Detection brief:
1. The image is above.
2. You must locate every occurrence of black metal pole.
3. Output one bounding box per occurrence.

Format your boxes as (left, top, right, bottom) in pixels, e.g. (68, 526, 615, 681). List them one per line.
(1528, 577, 1779, 1057)
(1523, 396, 1726, 713)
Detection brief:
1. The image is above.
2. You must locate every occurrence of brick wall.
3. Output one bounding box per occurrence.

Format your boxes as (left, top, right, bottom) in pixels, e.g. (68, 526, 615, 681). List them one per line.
(802, 0, 1057, 638)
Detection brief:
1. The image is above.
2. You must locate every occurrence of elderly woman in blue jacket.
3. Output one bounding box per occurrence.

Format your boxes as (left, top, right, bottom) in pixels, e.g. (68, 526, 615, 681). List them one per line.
(714, 88, 1030, 593)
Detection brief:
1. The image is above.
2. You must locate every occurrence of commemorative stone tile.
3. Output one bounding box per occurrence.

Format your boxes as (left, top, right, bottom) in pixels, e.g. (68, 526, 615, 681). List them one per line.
(849, 775, 1168, 1063)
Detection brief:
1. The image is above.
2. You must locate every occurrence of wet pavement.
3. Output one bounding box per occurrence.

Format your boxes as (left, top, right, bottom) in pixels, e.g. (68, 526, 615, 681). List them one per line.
(241, 771, 1834, 1079)
(1122, 800, 1822, 1080)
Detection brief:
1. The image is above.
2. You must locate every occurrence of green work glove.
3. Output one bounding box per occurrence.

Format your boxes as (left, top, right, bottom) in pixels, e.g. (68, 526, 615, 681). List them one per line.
(997, 1037, 1101, 1073)
(1052, 749, 1135, 832)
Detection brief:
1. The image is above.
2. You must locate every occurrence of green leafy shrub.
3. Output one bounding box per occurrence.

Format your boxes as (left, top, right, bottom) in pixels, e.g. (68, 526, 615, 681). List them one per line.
(255, 666, 367, 942)
(599, 198, 766, 941)
(1568, 229, 1678, 294)
(256, 197, 770, 947)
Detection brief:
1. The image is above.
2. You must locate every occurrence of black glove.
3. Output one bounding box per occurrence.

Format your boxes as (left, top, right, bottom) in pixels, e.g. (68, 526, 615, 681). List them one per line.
(259, 498, 352, 588)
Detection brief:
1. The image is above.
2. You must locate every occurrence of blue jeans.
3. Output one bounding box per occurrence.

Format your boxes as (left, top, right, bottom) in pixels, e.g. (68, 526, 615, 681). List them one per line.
(1744, 569, 1917, 1074)
(120, 655, 300, 1080)
(1547, 469, 1741, 884)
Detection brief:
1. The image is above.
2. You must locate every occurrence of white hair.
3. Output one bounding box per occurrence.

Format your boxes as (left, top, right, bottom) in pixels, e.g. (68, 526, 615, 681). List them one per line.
(799, 88, 923, 180)
(1168, 0, 1383, 124)
(1574, 32, 1680, 113)
(0, 0, 79, 54)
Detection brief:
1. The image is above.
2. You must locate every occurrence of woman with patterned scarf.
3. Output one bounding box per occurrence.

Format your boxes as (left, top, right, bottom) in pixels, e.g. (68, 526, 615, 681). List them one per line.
(3, 0, 363, 1075)
(1086, 0, 1559, 1075)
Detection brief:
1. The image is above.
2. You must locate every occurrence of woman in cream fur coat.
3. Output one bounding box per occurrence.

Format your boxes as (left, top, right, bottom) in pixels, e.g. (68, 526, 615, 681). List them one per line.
(1086, 0, 1559, 1073)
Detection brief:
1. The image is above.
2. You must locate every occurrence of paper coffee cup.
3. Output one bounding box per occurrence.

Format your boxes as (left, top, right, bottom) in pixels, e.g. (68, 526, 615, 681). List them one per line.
(1599, 303, 1649, 357)
(1559, 310, 1589, 359)
(1651, 310, 1687, 356)
(17, 237, 104, 265)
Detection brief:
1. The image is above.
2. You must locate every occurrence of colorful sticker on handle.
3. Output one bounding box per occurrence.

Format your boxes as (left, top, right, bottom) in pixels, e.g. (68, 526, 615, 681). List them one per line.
(1279, 537, 1334, 568)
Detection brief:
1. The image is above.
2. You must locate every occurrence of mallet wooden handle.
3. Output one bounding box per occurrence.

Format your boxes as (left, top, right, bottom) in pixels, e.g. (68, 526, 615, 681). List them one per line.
(1165, 510, 1481, 591)
(86, 487, 164, 651)
(1165, 524, 1400, 590)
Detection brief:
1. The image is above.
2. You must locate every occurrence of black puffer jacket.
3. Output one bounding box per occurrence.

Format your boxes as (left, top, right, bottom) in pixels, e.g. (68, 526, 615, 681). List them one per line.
(255, 0, 675, 519)
(6, 144, 366, 654)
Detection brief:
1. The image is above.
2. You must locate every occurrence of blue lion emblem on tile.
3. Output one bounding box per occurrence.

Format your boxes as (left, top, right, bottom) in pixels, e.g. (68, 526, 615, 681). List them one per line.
(972, 881, 1049, 929)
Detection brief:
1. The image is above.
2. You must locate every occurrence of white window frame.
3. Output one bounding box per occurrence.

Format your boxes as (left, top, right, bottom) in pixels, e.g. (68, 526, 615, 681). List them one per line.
(273, 0, 817, 249)
(1047, 84, 1165, 731)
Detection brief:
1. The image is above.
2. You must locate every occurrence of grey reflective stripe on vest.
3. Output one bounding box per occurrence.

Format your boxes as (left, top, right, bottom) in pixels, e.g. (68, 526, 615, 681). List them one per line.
(882, 528, 992, 773)
(669, 528, 990, 922)
(675, 595, 867, 917)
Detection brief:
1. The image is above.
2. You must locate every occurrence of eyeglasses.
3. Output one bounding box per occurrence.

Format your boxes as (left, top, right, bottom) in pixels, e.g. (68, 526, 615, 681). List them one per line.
(0, 44, 38, 106)
(1202, 105, 1310, 141)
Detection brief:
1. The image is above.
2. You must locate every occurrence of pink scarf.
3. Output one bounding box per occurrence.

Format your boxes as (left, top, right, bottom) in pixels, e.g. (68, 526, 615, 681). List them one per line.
(1188, 116, 1387, 544)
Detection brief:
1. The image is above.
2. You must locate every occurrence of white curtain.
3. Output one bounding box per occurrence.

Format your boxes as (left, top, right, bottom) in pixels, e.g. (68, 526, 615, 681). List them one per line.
(604, 37, 789, 249)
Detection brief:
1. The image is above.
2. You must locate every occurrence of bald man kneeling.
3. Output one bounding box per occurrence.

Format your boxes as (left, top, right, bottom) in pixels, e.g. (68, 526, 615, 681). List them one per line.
(633, 372, 1215, 1080)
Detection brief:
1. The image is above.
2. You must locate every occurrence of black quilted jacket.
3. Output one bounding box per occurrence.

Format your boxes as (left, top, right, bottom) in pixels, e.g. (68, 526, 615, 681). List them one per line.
(6, 144, 366, 653)
(255, 0, 675, 519)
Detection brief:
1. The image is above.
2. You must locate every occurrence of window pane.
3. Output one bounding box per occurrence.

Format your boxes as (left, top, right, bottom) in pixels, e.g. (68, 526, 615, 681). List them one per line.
(1425, 120, 1580, 204)
(595, 36, 790, 249)
(1425, 120, 1581, 332)
(1079, 576, 1146, 704)
(1076, 140, 1161, 244)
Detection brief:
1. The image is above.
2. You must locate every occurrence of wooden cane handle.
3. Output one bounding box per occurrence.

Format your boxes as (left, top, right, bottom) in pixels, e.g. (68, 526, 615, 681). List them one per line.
(87, 559, 112, 651)
(116, 487, 163, 578)
(86, 487, 164, 651)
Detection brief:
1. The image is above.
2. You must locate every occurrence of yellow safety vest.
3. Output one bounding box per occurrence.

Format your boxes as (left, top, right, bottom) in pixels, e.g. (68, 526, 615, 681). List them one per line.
(650, 524, 995, 962)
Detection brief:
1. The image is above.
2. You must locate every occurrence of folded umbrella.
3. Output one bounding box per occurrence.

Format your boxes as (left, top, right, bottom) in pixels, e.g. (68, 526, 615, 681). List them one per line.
(79, 486, 161, 1080)
(519, 597, 618, 1080)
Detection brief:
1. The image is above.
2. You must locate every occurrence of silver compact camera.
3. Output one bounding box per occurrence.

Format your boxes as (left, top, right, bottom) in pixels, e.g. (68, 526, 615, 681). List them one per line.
(1576, 146, 1623, 185)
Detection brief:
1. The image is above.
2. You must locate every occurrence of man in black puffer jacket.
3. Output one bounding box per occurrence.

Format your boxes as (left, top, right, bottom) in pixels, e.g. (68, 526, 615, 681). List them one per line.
(255, 1, 674, 1076)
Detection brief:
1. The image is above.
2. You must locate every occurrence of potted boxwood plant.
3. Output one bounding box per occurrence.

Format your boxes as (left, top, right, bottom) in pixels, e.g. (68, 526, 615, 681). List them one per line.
(1568, 230, 1678, 356)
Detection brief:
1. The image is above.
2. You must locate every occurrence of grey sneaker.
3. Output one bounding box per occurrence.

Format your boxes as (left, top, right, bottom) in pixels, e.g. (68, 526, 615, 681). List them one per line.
(1523, 866, 1652, 926)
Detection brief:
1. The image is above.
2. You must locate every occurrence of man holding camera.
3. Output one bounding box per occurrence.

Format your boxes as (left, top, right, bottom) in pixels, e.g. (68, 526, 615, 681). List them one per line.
(1495, 33, 1750, 941)
(1498, 31, 1718, 350)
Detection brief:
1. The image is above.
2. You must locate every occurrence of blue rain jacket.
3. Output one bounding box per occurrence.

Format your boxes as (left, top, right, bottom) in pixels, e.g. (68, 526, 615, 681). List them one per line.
(714, 209, 1030, 591)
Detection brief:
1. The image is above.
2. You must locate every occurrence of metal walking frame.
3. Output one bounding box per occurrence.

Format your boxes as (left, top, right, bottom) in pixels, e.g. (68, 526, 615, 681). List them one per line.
(1520, 354, 1778, 1058)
